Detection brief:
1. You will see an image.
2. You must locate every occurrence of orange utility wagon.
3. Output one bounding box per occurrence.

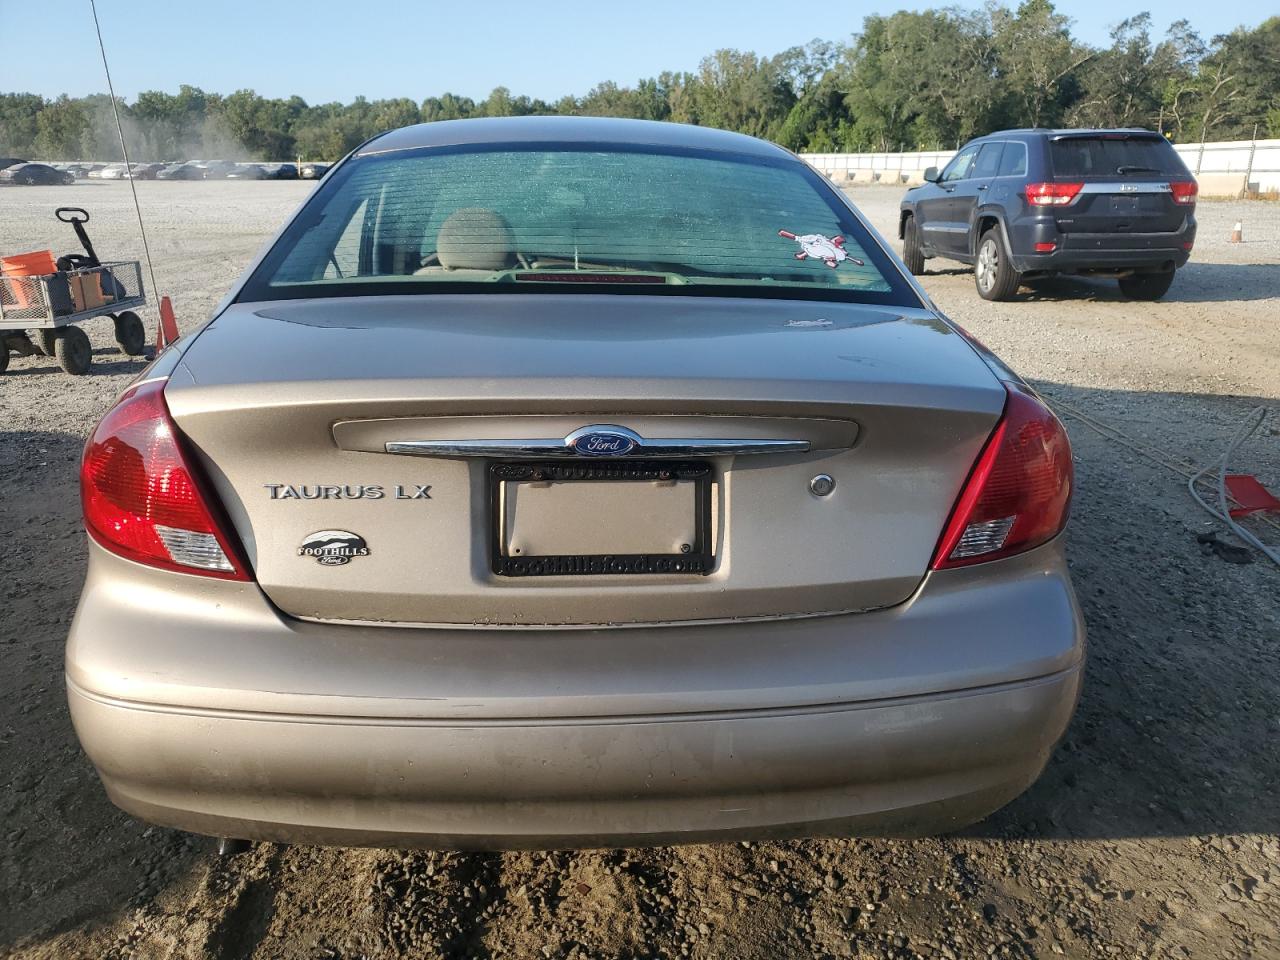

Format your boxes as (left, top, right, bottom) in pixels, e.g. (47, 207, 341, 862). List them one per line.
(0, 207, 147, 375)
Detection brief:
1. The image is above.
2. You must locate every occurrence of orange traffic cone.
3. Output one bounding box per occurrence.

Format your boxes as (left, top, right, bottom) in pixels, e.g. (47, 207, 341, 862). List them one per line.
(1230, 221, 1243, 243)
(155, 295, 180, 351)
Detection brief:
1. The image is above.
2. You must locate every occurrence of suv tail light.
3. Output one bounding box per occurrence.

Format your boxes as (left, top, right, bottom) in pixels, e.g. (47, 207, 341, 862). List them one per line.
(1170, 180, 1198, 205)
(81, 380, 250, 580)
(1025, 182, 1083, 206)
(931, 382, 1073, 569)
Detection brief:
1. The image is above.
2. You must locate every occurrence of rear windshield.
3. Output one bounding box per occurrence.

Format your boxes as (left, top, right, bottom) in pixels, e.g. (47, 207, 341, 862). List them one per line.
(239, 143, 916, 306)
(1050, 136, 1188, 178)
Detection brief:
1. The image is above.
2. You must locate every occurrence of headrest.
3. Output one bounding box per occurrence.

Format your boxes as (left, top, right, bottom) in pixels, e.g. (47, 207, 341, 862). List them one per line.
(436, 207, 516, 271)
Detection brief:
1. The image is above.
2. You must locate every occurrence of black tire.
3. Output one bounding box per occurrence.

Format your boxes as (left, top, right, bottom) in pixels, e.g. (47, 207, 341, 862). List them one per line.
(54, 326, 92, 375)
(34, 329, 58, 356)
(1118, 271, 1175, 301)
(113, 311, 147, 356)
(0, 345, 8, 374)
(974, 228, 1020, 301)
(902, 216, 926, 275)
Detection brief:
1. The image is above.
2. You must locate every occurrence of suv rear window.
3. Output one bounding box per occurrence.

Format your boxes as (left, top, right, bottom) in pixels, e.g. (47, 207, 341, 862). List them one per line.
(240, 144, 915, 306)
(1050, 136, 1188, 178)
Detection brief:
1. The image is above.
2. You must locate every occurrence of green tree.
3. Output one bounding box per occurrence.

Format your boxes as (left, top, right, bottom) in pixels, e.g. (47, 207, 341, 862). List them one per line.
(0, 93, 45, 154)
(689, 49, 795, 140)
(1068, 15, 1196, 130)
(370, 97, 421, 133)
(843, 14, 926, 150)
(1183, 17, 1280, 140)
(991, 0, 1093, 128)
(579, 81, 651, 119)
(777, 74, 850, 151)
(421, 93, 476, 122)
(35, 95, 89, 158)
(481, 87, 516, 117)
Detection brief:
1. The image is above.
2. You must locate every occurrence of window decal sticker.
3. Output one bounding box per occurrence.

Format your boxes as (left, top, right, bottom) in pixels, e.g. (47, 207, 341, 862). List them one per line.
(778, 230, 865, 269)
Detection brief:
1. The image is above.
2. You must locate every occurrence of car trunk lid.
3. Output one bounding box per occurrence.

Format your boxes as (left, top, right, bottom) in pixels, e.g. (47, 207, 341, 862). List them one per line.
(166, 294, 1006, 626)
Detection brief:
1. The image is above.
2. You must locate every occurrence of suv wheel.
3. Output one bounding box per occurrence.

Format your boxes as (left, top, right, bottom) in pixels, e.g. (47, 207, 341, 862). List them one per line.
(902, 216, 925, 275)
(975, 229, 1019, 302)
(1118, 271, 1175, 301)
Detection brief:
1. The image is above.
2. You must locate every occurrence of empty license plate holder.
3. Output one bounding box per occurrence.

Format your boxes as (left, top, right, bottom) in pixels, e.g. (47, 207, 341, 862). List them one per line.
(490, 460, 713, 577)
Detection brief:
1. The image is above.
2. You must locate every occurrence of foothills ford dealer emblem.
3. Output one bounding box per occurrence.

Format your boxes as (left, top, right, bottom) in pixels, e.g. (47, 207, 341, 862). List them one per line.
(566, 425, 639, 457)
(298, 530, 370, 565)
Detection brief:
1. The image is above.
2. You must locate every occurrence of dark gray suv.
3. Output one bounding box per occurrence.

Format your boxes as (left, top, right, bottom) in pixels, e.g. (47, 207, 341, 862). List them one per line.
(899, 129, 1198, 301)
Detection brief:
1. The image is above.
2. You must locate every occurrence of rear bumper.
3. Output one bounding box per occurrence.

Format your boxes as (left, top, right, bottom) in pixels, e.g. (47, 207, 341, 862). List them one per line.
(70, 668, 1080, 848)
(67, 540, 1085, 848)
(1007, 214, 1195, 274)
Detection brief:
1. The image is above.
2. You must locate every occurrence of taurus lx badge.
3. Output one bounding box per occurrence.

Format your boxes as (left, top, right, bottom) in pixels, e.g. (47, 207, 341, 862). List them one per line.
(265, 484, 432, 500)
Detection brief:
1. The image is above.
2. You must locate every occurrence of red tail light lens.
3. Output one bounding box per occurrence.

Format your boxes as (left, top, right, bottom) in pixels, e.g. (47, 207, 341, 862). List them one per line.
(1170, 180, 1198, 205)
(1025, 182, 1083, 206)
(81, 380, 249, 579)
(931, 382, 1073, 569)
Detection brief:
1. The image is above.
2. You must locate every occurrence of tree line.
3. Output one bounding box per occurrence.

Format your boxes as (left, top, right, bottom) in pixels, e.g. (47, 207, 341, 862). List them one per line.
(2, 2, 1277, 162)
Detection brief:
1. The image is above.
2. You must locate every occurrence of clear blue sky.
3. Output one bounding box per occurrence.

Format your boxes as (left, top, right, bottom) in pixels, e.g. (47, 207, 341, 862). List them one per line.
(0, 0, 1266, 104)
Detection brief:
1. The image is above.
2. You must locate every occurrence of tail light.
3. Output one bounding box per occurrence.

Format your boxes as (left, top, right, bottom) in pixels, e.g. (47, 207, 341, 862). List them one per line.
(931, 382, 1073, 569)
(1025, 182, 1083, 206)
(81, 380, 250, 580)
(1170, 180, 1198, 205)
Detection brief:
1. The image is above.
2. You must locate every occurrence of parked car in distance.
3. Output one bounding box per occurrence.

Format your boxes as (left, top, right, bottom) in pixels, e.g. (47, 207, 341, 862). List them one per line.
(899, 128, 1197, 301)
(299, 162, 330, 180)
(225, 163, 268, 180)
(84, 164, 109, 179)
(201, 160, 241, 179)
(98, 164, 130, 180)
(266, 162, 299, 180)
(130, 162, 165, 180)
(0, 156, 29, 170)
(155, 162, 204, 181)
(0, 162, 74, 185)
(68, 116, 1083, 850)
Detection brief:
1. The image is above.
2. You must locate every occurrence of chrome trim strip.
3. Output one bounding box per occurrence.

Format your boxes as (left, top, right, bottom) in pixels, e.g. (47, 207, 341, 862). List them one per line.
(1076, 181, 1171, 194)
(385, 428, 811, 460)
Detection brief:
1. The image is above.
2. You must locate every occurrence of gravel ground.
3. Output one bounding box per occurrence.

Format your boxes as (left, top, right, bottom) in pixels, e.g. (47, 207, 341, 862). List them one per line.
(1, 181, 1278, 960)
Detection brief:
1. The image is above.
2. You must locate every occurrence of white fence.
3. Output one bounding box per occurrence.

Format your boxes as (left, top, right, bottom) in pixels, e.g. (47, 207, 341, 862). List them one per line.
(802, 137, 1280, 195)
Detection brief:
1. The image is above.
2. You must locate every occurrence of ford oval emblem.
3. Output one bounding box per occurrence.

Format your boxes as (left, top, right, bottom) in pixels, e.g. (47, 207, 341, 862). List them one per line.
(567, 426, 639, 457)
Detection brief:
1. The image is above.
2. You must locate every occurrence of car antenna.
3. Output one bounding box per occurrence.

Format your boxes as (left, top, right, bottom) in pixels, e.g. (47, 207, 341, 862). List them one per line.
(88, 0, 171, 345)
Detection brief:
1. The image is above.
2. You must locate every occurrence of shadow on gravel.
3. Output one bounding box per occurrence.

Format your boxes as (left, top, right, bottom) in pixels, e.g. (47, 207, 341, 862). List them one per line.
(916, 261, 1280, 303)
(1, 348, 148, 379)
(1015, 262, 1280, 304)
(3, 385, 1279, 952)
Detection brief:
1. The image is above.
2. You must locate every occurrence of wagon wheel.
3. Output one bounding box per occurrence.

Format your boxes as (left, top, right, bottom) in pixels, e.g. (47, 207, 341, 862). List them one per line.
(113, 311, 147, 356)
(54, 327, 92, 375)
(35, 329, 59, 356)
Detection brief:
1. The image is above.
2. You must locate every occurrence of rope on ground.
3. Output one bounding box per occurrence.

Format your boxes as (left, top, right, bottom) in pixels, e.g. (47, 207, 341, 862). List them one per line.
(1046, 392, 1280, 565)
(1186, 407, 1280, 567)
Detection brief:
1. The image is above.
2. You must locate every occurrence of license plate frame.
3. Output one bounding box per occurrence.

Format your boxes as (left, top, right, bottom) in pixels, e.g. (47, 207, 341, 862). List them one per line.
(490, 460, 714, 577)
